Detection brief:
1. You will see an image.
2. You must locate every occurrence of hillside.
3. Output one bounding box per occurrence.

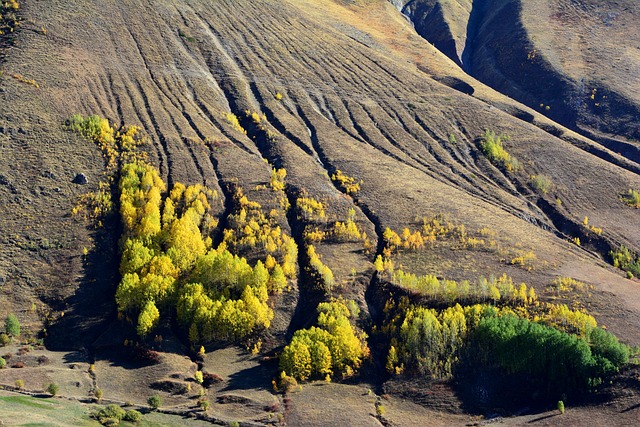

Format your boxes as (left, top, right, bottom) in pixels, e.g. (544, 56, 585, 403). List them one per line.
(0, 0, 639, 425)
(399, 0, 640, 156)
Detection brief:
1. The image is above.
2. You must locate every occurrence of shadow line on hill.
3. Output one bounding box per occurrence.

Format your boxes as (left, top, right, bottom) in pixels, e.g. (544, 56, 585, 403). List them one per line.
(219, 364, 273, 392)
(621, 402, 640, 413)
(527, 413, 557, 423)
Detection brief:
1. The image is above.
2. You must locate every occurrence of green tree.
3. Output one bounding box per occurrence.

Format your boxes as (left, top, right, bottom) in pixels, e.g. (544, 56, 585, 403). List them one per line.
(5, 314, 20, 337)
(148, 394, 162, 409)
(47, 383, 59, 396)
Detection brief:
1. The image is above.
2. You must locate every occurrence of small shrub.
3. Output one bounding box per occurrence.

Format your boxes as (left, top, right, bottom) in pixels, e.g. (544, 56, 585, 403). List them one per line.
(101, 418, 119, 427)
(0, 333, 9, 346)
(98, 404, 126, 420)
(552, 277, 586, 293)
(202, 371, 223, 388)
(0, 357, 5, 369)
(94, 404, 130, 426)
(47, 383, 59, 396)
(621, 189, 640, 208)
(296, 196, 325, 220)
(530, 174, 553, 194)
(557, 400, 565, 414)
(95, 388, 104, 400)
(15, 379, 24, 389)
(148, 394, 162, 409)
(123, 409, 142, 422)
(376, 404, 386, 417)
(12, 74, 39, 89)
(198, 399, 210, 411)
(194, 370, 203, 384)
(37, 355, 50, 365)
(130, 347, 161, 365)
(225, 112, 246, 135)
(277, 371, 298, 393)
(270, 168, 287, 191)
(331, 170, 361, 194)
(610, 245, 640, 277)
(230, 421, 240, 427)
(480, 130, 519, 172)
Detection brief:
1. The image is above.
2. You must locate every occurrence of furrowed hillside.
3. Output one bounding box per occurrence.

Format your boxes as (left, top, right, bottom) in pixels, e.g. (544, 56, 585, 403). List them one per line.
(0, 0, 639, 425)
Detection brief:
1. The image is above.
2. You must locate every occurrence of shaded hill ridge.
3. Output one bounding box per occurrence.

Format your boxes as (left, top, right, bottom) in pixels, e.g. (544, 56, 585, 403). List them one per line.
(396, 0, 640, 158)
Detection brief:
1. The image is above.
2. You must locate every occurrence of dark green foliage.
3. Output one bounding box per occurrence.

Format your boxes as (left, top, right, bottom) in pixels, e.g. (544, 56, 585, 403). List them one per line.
(470, 316, 628, 398)
(381, 294, 629, 405)
(5, 314, 20, 337)
(589, 327, 629, 377)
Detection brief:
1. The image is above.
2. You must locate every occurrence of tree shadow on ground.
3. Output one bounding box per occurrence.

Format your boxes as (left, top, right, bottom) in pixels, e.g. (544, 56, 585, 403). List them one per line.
(45, 216, 120, 351)
(220, 363, 276, 392)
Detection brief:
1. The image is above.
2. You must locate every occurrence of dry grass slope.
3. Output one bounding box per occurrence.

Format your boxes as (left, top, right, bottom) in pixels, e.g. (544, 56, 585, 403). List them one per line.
(0, 0, 639, 425)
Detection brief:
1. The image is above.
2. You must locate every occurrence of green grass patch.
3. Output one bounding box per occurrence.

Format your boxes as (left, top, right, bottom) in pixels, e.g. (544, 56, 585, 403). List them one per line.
(0, 395, 58, 410)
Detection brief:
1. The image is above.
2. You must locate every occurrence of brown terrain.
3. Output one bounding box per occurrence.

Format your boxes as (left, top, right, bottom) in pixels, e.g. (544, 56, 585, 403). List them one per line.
(0, 0, 639, 425)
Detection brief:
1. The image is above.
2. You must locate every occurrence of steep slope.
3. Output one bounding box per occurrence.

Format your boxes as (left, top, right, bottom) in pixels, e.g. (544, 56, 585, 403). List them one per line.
(0, 0, 639, 424)
(401, 0, 640, 160)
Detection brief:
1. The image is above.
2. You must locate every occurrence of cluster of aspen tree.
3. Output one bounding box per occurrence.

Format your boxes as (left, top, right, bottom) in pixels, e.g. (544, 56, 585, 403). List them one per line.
(279, 299, 368, 381)
(72, 115, 296, 343)
(381, 290, 628, 398)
